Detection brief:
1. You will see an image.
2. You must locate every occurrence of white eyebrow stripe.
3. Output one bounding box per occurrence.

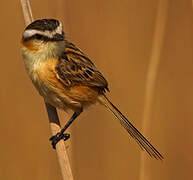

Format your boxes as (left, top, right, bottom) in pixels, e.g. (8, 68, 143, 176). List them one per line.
(23, 25, 63, 39)
(23, 29, 54, 38)
(23, 29, 38, 38)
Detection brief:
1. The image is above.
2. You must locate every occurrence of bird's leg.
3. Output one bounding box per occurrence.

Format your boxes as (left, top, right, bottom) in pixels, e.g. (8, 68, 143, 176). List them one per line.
(50, 109, 82, 149)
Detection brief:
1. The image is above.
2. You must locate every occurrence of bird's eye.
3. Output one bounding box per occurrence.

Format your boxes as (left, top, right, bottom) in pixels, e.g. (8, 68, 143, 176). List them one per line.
(35, 34, 43, 40)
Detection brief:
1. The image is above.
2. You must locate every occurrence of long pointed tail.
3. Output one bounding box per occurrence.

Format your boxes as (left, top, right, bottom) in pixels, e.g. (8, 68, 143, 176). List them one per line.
(98, 94, 163, 160)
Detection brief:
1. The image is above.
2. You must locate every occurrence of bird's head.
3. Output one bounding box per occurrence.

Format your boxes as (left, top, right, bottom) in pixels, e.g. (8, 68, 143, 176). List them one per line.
(21, 19, 65, 57)
(22, 19, 64, 42)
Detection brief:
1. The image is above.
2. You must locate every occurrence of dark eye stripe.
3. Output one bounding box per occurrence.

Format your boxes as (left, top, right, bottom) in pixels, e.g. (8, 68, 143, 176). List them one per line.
(23, 33, 49, 41)
(35, 34, 44, 40)
(23, 33, 63, 42)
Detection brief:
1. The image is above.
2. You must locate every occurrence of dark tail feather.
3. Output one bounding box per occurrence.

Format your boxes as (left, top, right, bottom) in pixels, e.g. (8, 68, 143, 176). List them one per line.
(98, 94, 163, 160)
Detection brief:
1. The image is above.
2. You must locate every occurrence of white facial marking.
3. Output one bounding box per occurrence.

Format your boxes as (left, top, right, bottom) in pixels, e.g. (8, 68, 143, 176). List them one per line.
(55, 22, 63, 34)
(23, 29, 38, 38)
(23, 21, 63, 39)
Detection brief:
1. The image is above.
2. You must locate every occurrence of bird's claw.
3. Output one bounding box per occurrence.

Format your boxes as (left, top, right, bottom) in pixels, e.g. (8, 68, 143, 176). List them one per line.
(49, 132, 70, 149)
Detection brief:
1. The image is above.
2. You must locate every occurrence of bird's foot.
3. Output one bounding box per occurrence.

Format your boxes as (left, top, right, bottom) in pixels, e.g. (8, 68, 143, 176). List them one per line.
(49, 132, 70, 149)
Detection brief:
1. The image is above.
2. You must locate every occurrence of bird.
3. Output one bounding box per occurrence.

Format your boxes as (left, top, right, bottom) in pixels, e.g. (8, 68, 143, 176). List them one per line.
(21, 18, 163, 160)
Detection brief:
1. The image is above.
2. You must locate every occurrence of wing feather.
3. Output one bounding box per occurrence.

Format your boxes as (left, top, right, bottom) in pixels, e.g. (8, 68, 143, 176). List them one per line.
(55, 40, 109, 92)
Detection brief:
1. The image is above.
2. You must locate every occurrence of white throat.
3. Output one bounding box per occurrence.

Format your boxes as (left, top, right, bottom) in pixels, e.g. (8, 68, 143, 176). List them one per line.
(21, 41, 65, 74)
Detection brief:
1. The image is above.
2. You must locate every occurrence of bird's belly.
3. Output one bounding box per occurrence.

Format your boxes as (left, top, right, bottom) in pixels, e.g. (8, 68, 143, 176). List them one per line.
(34, 80, 99, 111)
(36, 82, 77, 110)
(29, 60, 99, 111)
(32, 73, 82, 111)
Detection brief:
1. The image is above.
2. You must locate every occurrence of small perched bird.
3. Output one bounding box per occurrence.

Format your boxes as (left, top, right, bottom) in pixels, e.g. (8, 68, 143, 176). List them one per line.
(21, 19, 163, 160)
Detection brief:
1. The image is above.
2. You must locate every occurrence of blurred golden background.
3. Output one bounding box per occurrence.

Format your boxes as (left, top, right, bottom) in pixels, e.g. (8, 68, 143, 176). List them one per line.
(0, 0, 193, 179)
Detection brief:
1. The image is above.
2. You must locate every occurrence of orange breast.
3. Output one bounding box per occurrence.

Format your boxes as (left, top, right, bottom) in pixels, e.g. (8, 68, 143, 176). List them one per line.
(36, 59, 65, 90)
(35, 59, 99, 109)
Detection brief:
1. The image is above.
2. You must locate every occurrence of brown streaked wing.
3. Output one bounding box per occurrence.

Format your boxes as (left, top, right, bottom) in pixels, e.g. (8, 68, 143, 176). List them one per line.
(55, 40, 109, 92)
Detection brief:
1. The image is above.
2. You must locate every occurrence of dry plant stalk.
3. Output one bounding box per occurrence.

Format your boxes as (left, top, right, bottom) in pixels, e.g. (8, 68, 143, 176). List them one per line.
(139, 0, 168, 179)
(20, 0, 74, 179)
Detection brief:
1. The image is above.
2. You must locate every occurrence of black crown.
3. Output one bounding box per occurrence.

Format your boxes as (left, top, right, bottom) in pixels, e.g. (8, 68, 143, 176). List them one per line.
(25, 19, 60, 31)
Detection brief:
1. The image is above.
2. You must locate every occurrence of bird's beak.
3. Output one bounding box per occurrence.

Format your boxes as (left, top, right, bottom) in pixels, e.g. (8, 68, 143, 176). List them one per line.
(53, 33, 64, 41)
